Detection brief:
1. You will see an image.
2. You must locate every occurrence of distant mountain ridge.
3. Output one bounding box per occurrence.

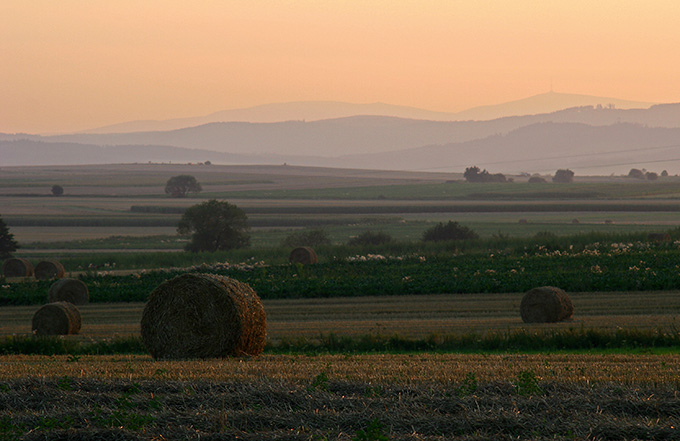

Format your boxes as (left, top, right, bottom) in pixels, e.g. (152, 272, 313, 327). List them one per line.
(453, 91, 655, 121)
(20, 103, 680, 159)
(5, 121, 680, 175)
(0, 139, 287, 167)
(2, 95, 680, 175)
(339, 122, 680, 174)
(79, 92, 657, 134)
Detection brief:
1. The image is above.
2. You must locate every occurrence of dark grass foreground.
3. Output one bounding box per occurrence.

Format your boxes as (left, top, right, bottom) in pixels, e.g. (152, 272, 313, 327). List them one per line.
(2, 378, 679, 440)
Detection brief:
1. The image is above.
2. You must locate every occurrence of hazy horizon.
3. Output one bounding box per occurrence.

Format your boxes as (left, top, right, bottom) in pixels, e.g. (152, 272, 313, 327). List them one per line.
(3, 1, 680, 133)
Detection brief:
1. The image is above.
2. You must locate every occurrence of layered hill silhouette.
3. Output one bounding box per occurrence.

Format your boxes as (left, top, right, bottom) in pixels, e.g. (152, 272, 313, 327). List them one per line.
(2, 92, 679, 175)
(339, 122, 680, 174)
(80, 91, 655, 134)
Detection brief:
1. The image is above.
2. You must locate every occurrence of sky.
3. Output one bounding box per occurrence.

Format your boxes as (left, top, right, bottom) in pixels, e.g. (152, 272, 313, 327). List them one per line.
(2, 0, 680, 134)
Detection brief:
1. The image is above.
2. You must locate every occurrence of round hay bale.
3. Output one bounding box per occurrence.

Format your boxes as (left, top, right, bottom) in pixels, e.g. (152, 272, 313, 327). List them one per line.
(289, 247, 318, 265)
(34, 260, 66, 280)
(140, 273, 267, 359)
(32, 302, 81, 335)
(2, 258, 34, 278)
(48, 278, 89, 305)
(520, 286, 574, 323)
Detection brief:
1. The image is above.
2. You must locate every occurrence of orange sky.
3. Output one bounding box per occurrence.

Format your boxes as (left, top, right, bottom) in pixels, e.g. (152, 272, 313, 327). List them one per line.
(2, 0, 680, 133)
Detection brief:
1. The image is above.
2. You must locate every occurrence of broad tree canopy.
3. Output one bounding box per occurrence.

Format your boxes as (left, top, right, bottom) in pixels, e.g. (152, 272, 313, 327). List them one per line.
(165, 175, 202, 198)
(177, 199, 250, 252)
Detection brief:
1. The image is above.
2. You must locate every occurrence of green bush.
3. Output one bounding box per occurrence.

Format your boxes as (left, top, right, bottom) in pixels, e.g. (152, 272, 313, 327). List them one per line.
(422, 221, 478, 242)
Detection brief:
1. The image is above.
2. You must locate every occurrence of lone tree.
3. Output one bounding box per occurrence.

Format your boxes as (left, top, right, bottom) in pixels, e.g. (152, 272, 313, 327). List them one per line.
(165, 175, 202, 198)
(0, 215, 19, 259)
(552, 169, 575, 183)
(177, 199, 250, 252)
(422, 221, 479, 242)
(51, 185, 64, 196)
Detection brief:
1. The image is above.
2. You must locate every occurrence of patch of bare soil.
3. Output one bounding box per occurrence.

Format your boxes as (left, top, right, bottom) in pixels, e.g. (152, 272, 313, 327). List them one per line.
(3, 378, 679, 440)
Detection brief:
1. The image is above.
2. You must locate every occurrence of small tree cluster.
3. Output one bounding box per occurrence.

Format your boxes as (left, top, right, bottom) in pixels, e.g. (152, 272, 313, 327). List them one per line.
(628, 168, 661, 180)
(463, 166, 507, 183)
(422, 221, 479, 242)
(281, 229, 331, 248)
(552, 169, 574, 183)
(347, 231, 394, 247)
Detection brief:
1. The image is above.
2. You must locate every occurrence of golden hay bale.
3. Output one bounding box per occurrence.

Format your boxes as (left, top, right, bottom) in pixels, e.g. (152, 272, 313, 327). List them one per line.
(140, 273, 267, 360)
(2, 258, 34, 278)
(34, 260, 66, 280)
(289, 246, 318, 265)
(32, 302, 82, 335)
(48, 278, 89, 305)
(520, 286, 574, 323)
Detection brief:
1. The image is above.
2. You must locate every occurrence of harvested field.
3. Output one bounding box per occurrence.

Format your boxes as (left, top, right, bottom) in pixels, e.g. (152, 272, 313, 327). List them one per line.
(1, 291, 680, 343)
(0, 354, 679, 440)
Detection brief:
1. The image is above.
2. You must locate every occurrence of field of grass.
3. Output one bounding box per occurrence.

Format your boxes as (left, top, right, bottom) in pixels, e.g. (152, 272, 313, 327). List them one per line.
(8, 208, 680, 251)
(203, 179, 680, 200)
(4, 164, 680, 251)
(5, 164, 680, 439)
(3, 291, 680, 344)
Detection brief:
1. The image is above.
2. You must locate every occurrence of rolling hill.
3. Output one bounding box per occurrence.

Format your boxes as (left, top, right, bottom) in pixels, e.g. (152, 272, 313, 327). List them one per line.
(79, 92, 656, 134)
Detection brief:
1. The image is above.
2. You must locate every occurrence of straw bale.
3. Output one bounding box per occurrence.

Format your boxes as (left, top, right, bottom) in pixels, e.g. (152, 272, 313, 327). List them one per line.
(140, 273, 267, 360)
(32, 302, 81, 335)
(48, 278, 89, 305)
(2, 258, 34, 278)
(520, 286, 574, 323)
(34, 260, 66, 280)
(289, 247, 318, 265)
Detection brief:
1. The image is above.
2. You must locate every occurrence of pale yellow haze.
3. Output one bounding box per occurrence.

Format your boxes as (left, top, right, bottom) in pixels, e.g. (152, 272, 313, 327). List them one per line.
(2, 1, 680, 133)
